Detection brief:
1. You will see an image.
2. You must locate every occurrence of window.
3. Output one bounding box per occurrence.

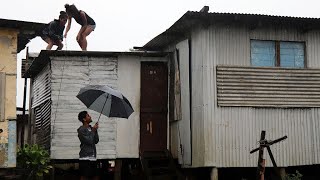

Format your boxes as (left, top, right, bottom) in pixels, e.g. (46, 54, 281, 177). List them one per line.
(251, 40, 305, 68)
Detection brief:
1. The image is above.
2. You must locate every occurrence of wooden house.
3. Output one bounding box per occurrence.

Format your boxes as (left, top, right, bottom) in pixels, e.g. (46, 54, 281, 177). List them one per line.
(142, 6, 320, 178)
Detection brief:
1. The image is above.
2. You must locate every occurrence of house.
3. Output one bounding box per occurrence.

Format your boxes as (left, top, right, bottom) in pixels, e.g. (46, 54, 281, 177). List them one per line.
(141, 6, 320, 178)
(23, 50, 171, 161)
(0, 18, 45, 168)
(24, 6, 320, 179)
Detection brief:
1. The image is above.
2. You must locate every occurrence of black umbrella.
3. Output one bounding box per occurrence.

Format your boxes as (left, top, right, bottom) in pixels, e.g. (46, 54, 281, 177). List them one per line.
(76, 85, 134, 122)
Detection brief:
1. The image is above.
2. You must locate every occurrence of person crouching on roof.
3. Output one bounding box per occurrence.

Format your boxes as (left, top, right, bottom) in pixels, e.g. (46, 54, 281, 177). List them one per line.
(64, 4, 96, 51)
(41, 11, 68, 50)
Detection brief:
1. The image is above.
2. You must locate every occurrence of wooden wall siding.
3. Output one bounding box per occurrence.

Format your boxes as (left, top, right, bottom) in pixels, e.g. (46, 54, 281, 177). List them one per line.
(50, 57, 118, 159)
(34, 100, 51, 151)
(217, 65, 320, 107)
(31, 65, 51, 108)
(0, 72, 5, 121)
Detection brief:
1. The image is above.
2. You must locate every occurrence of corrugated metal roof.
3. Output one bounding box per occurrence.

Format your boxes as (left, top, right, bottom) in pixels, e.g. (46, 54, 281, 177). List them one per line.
(0, 18, 45, 53)
(23, 50, 169, 78)
(143, 11, 320, 51)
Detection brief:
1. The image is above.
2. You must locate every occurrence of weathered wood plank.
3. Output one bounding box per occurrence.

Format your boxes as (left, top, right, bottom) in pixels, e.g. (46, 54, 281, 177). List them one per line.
(49, 56, 119, 159)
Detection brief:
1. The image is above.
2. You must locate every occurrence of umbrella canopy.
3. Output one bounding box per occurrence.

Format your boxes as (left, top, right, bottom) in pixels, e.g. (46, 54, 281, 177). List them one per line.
(76, 85, 134, 121)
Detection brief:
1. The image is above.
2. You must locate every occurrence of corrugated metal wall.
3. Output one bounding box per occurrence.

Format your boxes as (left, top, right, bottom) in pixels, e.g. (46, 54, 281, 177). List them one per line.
(174, 39, 192, 166)
(32, 65, 51, 108)
(50, 56, 117, 159)
(31, 65, 51, 150)
(216, 66, 320, 107)
(189, 24, 320, 167)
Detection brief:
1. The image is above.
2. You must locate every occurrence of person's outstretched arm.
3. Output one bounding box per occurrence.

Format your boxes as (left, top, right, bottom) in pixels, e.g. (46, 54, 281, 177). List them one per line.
(64, 17, 72, 38)
(93, 123, 99, 144)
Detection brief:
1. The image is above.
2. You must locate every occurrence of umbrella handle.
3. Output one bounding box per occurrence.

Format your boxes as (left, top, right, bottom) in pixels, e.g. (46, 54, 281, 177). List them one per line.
(97, 94, 108, 123)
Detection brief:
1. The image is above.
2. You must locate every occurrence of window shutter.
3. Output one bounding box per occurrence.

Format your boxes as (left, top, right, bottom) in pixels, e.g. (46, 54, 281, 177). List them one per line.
(0, 72, 5, 122)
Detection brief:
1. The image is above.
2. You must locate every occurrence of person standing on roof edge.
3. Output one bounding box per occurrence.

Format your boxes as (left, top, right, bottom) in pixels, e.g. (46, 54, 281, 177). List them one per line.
(78, 111, 100, 180)
(64, 4, 96, 51)
(41, 11, 68, 50)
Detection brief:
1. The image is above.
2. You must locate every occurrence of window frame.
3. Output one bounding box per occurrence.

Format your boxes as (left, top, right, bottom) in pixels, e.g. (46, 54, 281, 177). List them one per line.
(250, 39, 306, 68)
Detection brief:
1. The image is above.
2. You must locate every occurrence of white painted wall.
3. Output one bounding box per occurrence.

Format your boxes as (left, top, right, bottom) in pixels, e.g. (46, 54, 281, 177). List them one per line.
(116, 56, 141, 158)
(115, 55, 169, 158)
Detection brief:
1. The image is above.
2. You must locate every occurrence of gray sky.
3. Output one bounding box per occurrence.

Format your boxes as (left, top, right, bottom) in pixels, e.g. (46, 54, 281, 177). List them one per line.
(1, 0, 320, 107)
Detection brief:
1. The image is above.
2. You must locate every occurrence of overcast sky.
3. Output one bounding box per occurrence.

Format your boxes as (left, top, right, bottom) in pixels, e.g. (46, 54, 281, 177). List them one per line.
(1, 0, 320, 107)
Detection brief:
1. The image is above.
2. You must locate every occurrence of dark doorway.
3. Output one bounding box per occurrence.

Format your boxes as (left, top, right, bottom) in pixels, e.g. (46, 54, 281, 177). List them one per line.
(140, 62, 168, 152)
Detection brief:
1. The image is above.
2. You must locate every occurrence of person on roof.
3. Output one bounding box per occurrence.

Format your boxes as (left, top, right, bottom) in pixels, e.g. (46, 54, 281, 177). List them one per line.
(64, 4, 96, 51)
(41, 11, 68, 50)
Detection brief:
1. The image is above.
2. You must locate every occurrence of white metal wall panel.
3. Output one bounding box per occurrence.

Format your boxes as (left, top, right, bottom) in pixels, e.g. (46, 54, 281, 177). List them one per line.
(189, 24, 320, 167)
(250, 26, 305, 42)
(50, 56, 117, 159)
(175, 39, 192, 166)
(31, 64, 52, 151)
(34, 100, 51, 150)
(306, 31, 320, 68)
(32, 65, 51, 108)
(190, 28, 206, 167)
(311, 109, 320, 163)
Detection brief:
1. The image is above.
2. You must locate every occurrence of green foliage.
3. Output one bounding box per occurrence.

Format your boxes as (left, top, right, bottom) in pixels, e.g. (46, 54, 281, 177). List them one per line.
(284, 170, 303, 180)
(17, 144, 53, 180)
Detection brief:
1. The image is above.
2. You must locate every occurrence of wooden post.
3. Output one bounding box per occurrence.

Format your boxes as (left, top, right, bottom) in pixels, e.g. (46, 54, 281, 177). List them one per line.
(261, 159, 265, 180)
(21, 47, 29, 147)
(210, 167, 218, 180)
(256, 130, 266, 180)
(114, 159, 122, 180)
(266, 146, 281, 179)
(250, 131, 287, 180)
(279, 168, 286, 180)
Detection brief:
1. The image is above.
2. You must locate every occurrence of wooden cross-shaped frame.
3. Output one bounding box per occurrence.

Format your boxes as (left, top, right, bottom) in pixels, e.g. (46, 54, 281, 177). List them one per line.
(250, 131, 287, 180)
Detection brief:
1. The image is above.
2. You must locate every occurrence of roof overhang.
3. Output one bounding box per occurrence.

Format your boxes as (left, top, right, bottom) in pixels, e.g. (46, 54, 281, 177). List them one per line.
(143, 11, 320, 51)
(0, 18, 46, 53)
(23, 50, 170, 78)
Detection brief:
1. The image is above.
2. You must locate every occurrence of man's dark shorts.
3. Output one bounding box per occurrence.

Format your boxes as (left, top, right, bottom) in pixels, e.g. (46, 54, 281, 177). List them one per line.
(79, 160, 99, 177)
